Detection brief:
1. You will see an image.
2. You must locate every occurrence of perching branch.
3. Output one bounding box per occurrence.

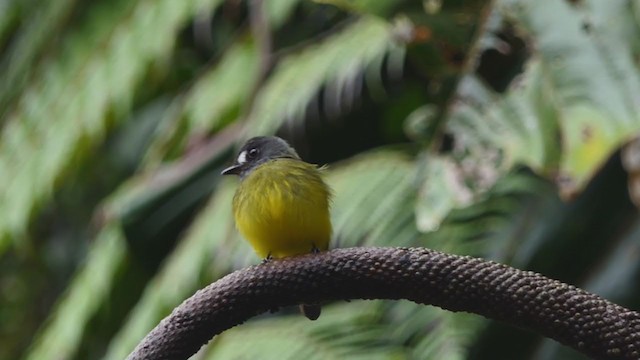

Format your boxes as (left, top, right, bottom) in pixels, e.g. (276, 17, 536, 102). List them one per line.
(127, 247, 640, 360)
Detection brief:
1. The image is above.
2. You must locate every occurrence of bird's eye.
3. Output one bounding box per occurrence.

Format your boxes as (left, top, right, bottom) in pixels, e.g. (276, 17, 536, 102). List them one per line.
(247, 148, 259, 159)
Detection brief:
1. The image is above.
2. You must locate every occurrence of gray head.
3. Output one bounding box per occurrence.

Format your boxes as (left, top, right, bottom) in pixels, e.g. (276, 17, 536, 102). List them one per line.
(221, 136, 300, 178)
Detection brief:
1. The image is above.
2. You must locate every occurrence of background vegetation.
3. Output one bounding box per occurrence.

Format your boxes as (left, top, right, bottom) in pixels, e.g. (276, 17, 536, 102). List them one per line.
(1, 0, 640, 359)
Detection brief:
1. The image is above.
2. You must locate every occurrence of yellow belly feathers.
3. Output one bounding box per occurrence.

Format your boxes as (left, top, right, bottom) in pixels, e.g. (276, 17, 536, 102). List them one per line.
(232, 158, 332, 259)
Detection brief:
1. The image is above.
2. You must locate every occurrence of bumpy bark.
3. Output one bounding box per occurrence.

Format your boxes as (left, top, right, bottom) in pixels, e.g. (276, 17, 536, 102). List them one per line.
(127, 247, 640, 360)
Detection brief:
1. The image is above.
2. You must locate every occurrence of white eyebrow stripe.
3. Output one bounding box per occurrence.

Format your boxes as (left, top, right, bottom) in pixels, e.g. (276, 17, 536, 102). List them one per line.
(237, 150, 247, 164)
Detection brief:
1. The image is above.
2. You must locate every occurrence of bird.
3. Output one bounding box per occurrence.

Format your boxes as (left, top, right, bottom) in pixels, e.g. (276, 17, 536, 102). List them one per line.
(221, 136, 332, 320)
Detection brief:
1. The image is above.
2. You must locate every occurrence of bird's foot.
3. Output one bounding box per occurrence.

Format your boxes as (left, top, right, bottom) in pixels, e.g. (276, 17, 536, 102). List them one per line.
(310, 243, 320, 254)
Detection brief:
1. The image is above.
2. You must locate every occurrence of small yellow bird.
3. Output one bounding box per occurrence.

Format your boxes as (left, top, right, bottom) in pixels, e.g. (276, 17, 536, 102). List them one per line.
(222, 136, 332, 320)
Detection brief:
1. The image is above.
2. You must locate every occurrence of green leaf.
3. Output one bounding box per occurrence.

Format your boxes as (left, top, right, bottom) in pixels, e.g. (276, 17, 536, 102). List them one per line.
(24, 224, 128, 360)
(560, 105, 620, 184)
(185, 42, 259, 131)
(415, 156, 474, 233)
(266, 0, 302, 28)
(144, 40, 259, 167)
(500, 0, 640, 193)
(101, 181, 239, 360)
(432, 0, 640, 229)
(579, 0, 640, 53)
(328, 150, 419, 248)
(0, 0, 77, 117)
(394, 305, 483, 360)
(313, 0, 401, 17)
(205, 302, 405, 359)
(0, 0, 225, 247)
(244, 16, 405, 137)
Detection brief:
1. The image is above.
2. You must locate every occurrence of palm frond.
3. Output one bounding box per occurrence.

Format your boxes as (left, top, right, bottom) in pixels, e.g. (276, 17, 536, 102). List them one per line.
(23, 224, 128, 360)
(143, 41, 259, 167)
(0, 0, 76, 116)
(415, 155, 478, 234)
(244, 16, 405, 137)
(204, 302, 405, 360)
(143, 0, 305, 167)
(0, 0, 21, 45)
(101, 181, 237, 360)
(0, 0, 225, 247)
(314, 0, 402, 17)
(328, 150, 418, 248)
(393, 305, 482, 360)
(266, 0, 301, 28)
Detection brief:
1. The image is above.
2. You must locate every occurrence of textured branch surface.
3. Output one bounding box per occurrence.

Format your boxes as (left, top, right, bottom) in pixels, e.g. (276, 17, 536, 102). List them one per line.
(127, 247, 640, 360)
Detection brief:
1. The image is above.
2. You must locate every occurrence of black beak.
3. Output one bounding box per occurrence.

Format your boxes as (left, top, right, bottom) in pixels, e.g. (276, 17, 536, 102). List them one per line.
(221, 164, 242, 176)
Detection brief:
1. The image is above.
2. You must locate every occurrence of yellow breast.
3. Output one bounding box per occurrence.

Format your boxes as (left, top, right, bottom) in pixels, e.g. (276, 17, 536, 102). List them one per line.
(232, 158, 332, 259)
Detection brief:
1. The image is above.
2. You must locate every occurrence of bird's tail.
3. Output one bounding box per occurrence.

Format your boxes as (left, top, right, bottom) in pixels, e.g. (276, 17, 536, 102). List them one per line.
(299, 304, 321, 321)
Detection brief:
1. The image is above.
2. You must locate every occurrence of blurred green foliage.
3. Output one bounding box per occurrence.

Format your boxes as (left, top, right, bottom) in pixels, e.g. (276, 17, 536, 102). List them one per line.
(1, 0, 639, 359)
